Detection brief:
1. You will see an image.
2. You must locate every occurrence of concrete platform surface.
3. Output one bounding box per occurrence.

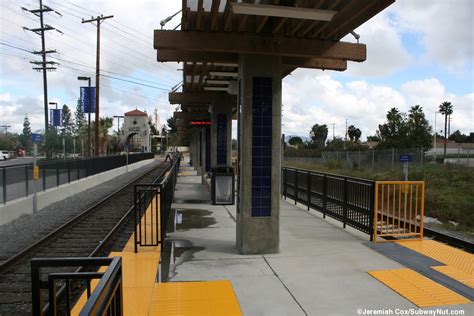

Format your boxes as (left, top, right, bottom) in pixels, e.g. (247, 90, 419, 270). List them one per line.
(165, 165, 472, 316)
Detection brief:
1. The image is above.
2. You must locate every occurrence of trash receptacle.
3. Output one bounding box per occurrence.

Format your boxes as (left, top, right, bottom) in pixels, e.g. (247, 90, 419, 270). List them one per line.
(211, 165, 235, 205)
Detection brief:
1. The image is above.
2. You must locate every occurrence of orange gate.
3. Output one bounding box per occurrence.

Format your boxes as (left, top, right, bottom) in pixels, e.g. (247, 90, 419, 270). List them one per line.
(373, 181, 425, 242)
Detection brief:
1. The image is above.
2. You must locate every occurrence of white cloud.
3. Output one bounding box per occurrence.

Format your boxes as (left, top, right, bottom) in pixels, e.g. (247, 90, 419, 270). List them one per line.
(390, 0, 474, 75)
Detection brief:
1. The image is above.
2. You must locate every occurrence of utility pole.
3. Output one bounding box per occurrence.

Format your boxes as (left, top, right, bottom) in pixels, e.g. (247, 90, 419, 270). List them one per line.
(113, 115, 124, 134)
(1, 125, 11, 134)
(22, 1, 61, 133)
(448, 115, 452, 138)
(345, 119, 348, 142)
(82, 14, 114, 156)
(331, 123, 335, 141)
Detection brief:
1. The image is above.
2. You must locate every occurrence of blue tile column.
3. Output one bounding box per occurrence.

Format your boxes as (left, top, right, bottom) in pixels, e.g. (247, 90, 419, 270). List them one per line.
(210, 103, 232, 168)
(236, 55, 282, 254)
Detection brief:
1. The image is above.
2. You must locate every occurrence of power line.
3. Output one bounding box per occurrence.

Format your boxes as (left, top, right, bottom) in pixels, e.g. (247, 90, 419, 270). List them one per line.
(100, 74, 170, 91)
(0, 42, 32, 53)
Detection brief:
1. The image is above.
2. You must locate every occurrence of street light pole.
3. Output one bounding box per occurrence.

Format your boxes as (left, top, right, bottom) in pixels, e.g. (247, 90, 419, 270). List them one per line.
(433, 111, 440, 159)
(78, 76, 92, 157)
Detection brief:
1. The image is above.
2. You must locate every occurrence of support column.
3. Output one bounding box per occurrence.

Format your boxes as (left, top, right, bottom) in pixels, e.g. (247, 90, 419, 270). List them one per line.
(236, 54, 282, 254)
(201, 125, 211, 184)
(210, 103, 232, 168)
(196, 129, 203, 176)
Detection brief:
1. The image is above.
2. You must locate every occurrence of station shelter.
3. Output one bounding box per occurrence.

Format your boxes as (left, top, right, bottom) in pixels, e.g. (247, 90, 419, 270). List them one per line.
(154, 0, 395, 254)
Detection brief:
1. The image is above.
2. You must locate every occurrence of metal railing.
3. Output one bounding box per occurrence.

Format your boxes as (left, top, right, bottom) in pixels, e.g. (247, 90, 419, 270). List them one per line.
(282, 167, 375, 240)
(31, 256, 123, 316)
(134, 153, 181, 253)
(1, 152, 154, 204)
(373, 181, 425, 242)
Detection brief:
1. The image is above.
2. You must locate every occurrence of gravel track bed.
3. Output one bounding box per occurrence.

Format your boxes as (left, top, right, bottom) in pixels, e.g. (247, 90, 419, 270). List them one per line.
(0, 160, 161, 263)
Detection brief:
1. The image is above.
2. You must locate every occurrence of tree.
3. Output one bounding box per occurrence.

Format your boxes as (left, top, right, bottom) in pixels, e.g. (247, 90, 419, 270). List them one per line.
(18, 114, 32, 148)
(438, 101, 453, 157)
(377, 107, 408, 149)
(448, 130, 470, 143)
(366, 134, 381, 142)
(309, 124, 328, 148)
(325, 137, 345, 151)
(61, 104, 74, 136)
(407, 105, 432, 149)
(288, 136, 303, 146)
(347, 125, 362, 143)
(74, 98, 85, 136)
(166, 116, 177, 134)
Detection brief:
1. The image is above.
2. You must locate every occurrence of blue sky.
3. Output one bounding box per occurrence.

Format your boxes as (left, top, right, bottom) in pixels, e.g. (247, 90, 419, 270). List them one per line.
(0, 0, 473, 140)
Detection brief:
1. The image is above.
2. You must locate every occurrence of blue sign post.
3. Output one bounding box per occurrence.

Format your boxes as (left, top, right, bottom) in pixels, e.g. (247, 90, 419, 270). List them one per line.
(31, 133, 43, 143)
(399, 154, 412, 181)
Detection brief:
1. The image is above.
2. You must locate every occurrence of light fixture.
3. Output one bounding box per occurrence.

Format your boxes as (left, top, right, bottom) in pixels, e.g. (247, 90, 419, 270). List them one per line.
(209, 71, 238, 77)
(206, 80, 230, 85)
(231, 3, 336, 21)
(203, 87, 229, 91)
(212, 62, 238, 67)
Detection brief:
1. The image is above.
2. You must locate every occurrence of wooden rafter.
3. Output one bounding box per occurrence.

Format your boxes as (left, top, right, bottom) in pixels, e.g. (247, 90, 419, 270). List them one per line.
(299, 0, 340, 37)
(169, 92, 236, 105)
(196, 0, 204, 31)
(210, 0, 221, 31)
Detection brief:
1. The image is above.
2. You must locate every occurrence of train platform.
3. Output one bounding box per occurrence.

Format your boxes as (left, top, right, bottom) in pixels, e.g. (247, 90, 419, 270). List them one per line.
(64, 159, 472, 315)
(155, 163, 472, 315)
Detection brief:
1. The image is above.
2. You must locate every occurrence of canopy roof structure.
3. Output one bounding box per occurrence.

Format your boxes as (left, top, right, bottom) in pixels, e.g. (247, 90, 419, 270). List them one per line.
(154, 0, 394, 134)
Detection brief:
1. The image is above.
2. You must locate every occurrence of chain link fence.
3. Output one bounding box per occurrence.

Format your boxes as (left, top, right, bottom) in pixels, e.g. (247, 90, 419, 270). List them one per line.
(285, 148, 473, 170)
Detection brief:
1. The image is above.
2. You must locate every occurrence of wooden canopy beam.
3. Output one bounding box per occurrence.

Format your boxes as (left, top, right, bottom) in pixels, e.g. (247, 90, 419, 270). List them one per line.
(154, 30, 366, 61)
(159, 50, 347, 71)
(169, 92, 236, 105)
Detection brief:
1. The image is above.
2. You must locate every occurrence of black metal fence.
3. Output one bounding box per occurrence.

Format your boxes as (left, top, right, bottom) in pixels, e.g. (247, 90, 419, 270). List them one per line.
(31, 256, 123, 316)
(134, 153, 181, 253)
(1, 153, 154, 204)
(282, 167, 375, 240)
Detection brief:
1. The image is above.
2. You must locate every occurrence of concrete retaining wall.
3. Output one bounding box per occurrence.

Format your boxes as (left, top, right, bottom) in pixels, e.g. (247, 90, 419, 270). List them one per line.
(0, 159, 155, 226)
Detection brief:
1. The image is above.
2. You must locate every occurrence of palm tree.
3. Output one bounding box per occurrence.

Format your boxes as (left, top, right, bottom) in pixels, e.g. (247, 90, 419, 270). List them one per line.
(438, 101, 453, 158)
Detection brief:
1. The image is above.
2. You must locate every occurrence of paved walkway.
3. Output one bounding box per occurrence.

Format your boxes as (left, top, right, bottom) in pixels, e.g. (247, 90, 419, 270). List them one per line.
(166, 164, 472, 316)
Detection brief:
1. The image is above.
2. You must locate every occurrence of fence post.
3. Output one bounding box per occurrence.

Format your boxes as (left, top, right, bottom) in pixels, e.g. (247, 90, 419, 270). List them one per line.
(283, 168, 287, 200)
(343, 178, 348, 228)
(67, 161, 71, 183)
(134, 186, 138, 253)
(25, 165, 29, 197)
(56, 165, 60, 187)
(369, 183, 375, 241)
(294, 169, 298, 205)
(372, 150, 375, 169)
(391, 148, 395, 170)
(468, 148, 471, 167)
(42, 166, 46, 191)
(306, 171, 311, 211)
(2, 167, 6, 204)
(420, 147, 424, 169)
(322, 174, 327, 219)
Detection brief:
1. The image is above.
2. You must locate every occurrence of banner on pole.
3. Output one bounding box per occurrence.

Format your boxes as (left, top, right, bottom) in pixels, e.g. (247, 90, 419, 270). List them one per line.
(49, 109, 63, 127)
(80, 86, 96, 113)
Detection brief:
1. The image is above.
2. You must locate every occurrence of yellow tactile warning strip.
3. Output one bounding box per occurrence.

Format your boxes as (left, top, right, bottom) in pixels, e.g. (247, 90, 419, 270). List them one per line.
(368, 269, 471, 307)
(149, 280, 243, 316)
(432, 266, 474, 288)
(72, 199, 161, 316)
(396, 240, 474, 288)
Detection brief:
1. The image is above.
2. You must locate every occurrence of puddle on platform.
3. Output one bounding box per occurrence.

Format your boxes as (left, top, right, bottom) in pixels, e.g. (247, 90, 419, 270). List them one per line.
(159, 239, 204, 282)
(169, 209, 217, 232)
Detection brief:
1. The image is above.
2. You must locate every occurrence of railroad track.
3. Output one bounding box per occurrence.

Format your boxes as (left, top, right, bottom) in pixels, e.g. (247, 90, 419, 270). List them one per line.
(0, 161, 170, 316)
